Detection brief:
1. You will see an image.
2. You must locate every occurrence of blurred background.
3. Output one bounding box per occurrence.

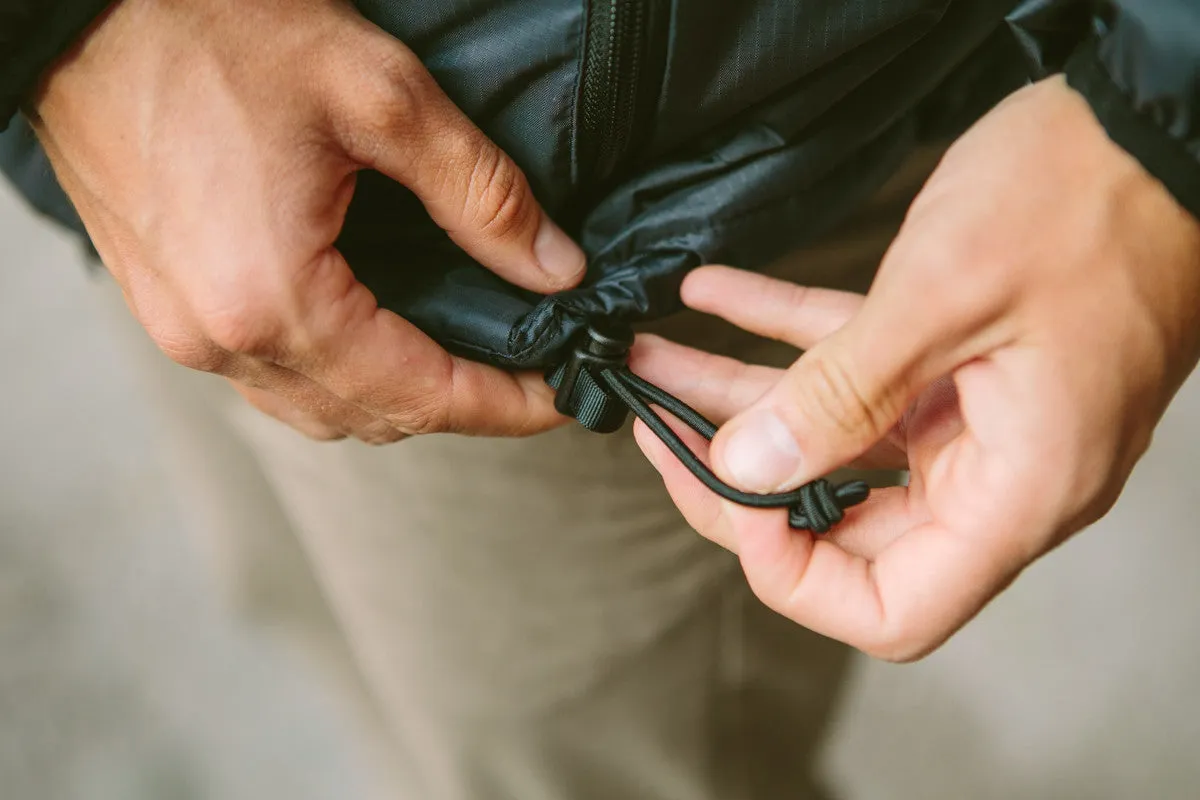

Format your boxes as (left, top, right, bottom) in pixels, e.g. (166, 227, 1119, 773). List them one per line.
(2, 176, 1199, 799)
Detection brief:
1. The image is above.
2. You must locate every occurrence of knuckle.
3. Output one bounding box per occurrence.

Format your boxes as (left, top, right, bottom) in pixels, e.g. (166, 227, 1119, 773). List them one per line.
(798, 353, 898, 442)
(860, 622, 932, 664)
(463, 143, 532, 241)
(1055, 438, 1132, 531)
(866, 639, 928, 664)
(393, 406, 448, 437)
(151, 327, 226, 373)
(389, 361, 459, 435)
(350, 46, 432, 138)
(202, 316, 279, 362)
(300, 425, 348, 443)
(780, 282, 815, 318)
(357, 421, 408, 446)
(196, 300, 283, 362)
(382, 385, 453, 437)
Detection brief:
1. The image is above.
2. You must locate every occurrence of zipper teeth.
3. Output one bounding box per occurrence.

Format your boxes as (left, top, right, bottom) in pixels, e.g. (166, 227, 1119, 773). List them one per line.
(603, 0, 620, 150)
(600, 0, 624, 171)
(615, 2, 644, 152)
(579, 0, 647, 187)
(578, 1, 613, 154)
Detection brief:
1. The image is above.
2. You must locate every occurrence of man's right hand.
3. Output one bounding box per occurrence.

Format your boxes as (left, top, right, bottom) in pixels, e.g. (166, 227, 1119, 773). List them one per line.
(31, 0, 586, 442)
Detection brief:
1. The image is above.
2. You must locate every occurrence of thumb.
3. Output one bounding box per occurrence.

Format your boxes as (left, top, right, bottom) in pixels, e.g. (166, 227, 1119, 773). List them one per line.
(709, 293, 971, 493)
(335, 44, 585, 292)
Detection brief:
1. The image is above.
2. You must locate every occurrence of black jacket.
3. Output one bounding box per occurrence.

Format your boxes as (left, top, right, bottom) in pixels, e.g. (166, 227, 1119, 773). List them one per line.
(2, 1, 1198, 373)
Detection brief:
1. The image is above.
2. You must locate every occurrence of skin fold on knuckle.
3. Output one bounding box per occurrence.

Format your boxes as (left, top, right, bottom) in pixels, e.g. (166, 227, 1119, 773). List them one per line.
(1050, 432, 1138, 542)
(777, 282, 816, 327)
(790, 350, 899, 449)
(462, 142, 533, 243)
(857, 603, 942, 664)
(866, 632, 939, 664)
(355, 419, 407, 446)
(385, 374, 454, 436)
(198, 303, 286, 364)
(392, 407, 448, 437)
(283, 255, 381, 370)
(150, 326, 228, 374)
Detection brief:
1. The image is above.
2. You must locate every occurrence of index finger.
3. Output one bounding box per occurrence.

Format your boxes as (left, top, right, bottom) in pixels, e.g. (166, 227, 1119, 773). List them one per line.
(680, 266, 864, 349)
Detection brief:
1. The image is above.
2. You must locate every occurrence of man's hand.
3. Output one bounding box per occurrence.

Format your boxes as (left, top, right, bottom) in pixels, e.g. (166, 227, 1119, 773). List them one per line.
(32, 0, 586, 442)
(632, 76, 1200, 661)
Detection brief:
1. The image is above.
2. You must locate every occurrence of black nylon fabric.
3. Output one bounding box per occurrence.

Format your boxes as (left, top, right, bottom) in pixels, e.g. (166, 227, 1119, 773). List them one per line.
(31, 0, 1200, 371)
(0, 116, 85, 237)
(0, 0, 114, 128)
(1009, 1, 1200, 220)
(1011, 0, 1200, 157)
(336, 0, 1023, 369)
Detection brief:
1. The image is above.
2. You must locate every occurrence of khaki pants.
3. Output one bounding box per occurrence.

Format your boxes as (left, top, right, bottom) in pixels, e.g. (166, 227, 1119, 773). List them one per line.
(103, 149, 939, 799)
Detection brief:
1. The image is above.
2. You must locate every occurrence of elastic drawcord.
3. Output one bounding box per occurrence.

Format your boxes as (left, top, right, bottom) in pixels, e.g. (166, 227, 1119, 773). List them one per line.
(547, 325, 870, 534)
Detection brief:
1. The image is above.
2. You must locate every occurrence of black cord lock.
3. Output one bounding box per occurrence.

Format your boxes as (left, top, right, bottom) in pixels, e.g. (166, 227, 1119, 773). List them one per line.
(547, 324, 636, 434)
(547, 325, 870, 534)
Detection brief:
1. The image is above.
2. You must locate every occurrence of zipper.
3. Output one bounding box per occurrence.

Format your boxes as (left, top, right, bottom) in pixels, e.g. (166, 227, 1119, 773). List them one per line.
(576, 0, 658, 188)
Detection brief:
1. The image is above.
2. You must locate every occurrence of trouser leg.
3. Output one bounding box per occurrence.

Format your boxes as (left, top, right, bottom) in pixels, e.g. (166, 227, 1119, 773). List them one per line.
(101, 144, 941, 799)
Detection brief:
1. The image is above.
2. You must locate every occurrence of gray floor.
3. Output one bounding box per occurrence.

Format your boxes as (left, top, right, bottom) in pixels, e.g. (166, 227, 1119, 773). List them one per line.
(2, 179, 1198, 799)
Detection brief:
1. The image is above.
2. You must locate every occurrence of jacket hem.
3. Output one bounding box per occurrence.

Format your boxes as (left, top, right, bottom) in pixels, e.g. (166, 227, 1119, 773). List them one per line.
(1066, 38, 1200, 222)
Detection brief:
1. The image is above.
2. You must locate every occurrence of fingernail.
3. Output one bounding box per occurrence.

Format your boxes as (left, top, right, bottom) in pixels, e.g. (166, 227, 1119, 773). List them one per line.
(720, 409, 804, 493)
(534, 217, 586, 283)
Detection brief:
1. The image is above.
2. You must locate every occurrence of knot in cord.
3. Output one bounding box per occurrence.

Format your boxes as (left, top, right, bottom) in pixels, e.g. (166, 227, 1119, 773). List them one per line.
(790, 479, 871, 535)
(547, 326, 870, 534)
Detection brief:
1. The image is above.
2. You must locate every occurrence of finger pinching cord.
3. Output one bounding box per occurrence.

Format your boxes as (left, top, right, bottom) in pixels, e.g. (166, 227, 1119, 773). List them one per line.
(547, 325, 870, 534)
